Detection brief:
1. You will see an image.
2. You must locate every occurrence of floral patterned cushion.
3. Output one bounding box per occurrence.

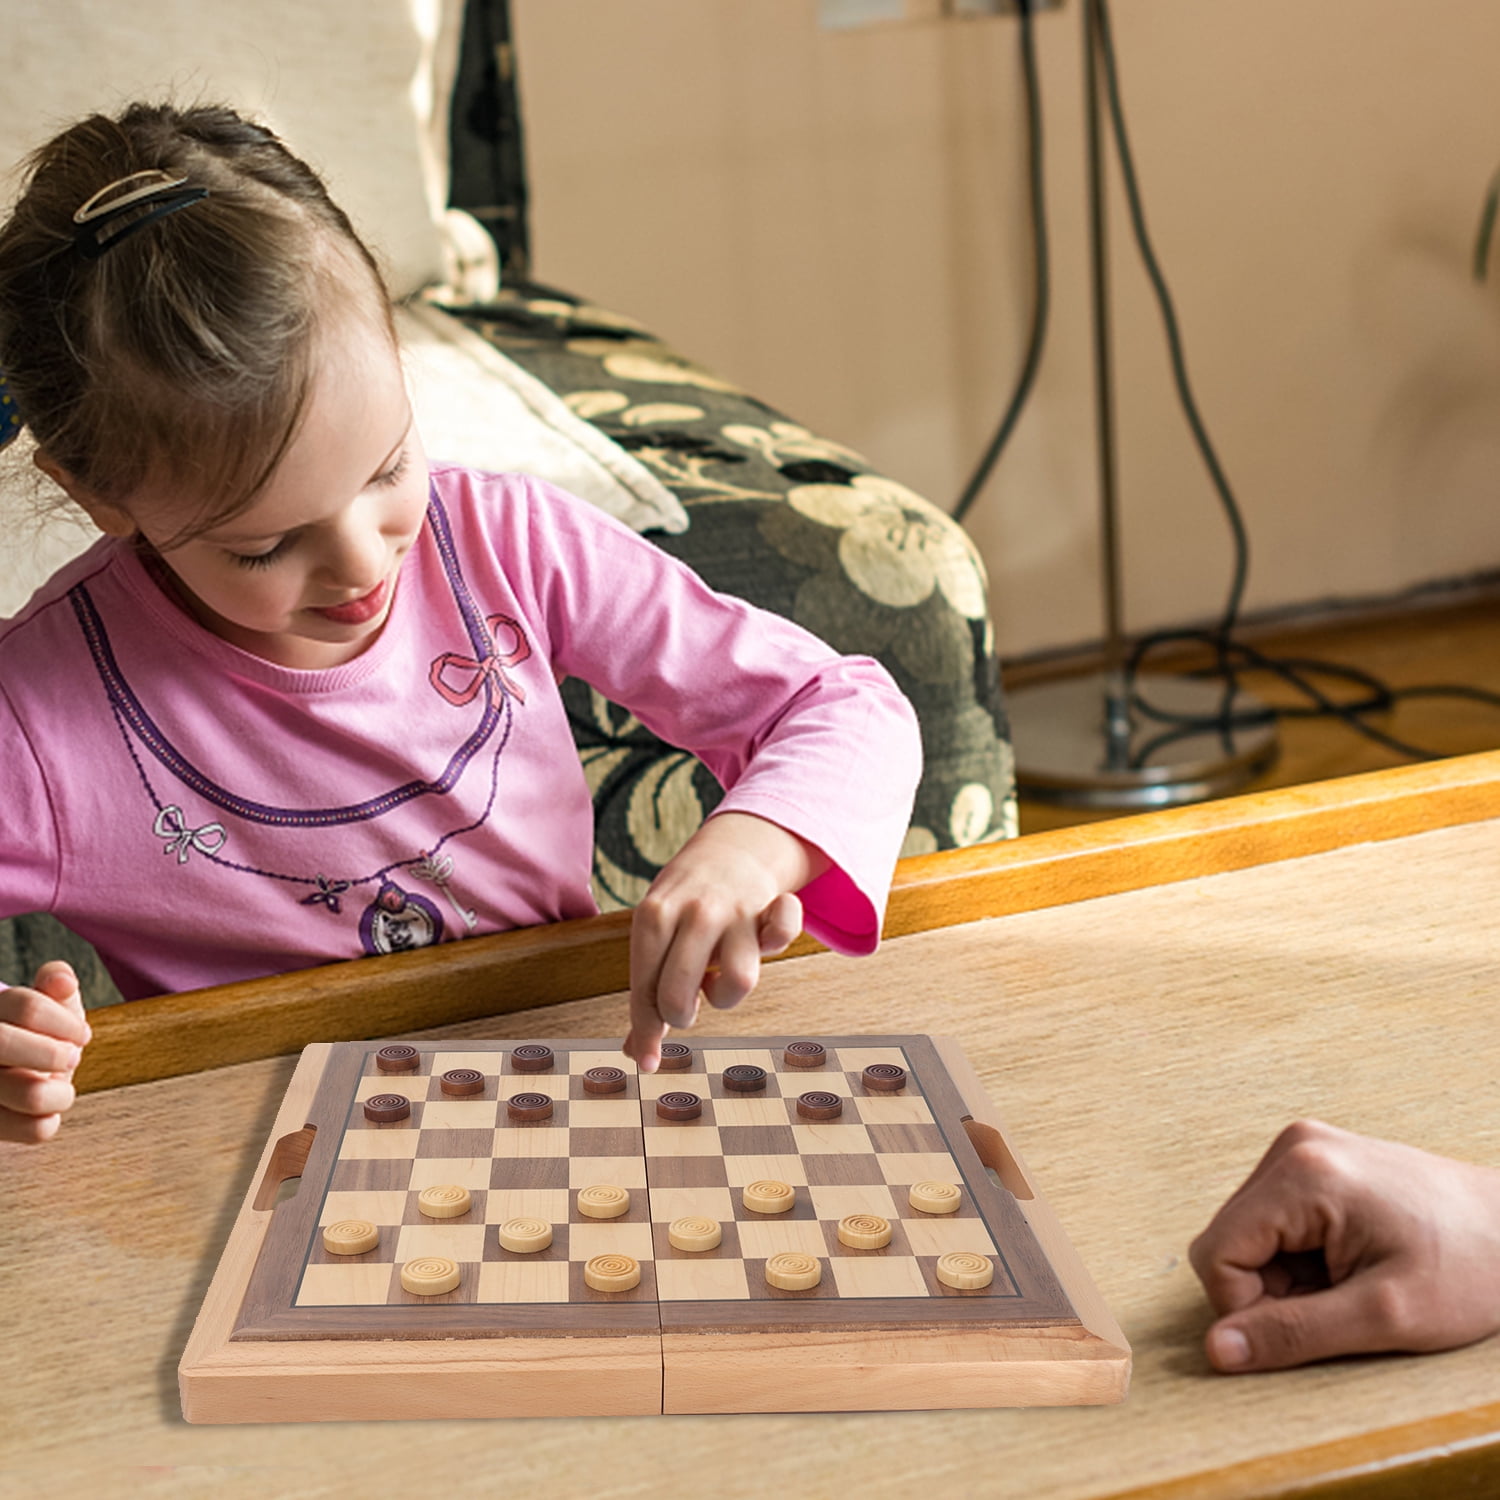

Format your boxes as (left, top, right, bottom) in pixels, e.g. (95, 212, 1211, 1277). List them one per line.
(436, 284, 1017, 913)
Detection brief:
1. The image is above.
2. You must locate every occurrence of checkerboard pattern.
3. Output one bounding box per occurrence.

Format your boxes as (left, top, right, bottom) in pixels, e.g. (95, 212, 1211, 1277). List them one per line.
(289, 1040, 1008, 1313)
(640, 1045, 1009, 1304)
(296, 1047, 655, 1308)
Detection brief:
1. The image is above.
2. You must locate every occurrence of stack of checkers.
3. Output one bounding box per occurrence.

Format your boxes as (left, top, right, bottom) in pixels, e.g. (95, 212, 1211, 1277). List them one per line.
(297, 1041, 1006, 1310)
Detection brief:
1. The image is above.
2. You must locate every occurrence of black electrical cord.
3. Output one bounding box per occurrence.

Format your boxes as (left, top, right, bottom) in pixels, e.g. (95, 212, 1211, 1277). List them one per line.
(952, 0, 1500, 767)
(953, 0, 1048, 527)
(1089, 0, 1247, 750)
(1088, 0, 1500, 766)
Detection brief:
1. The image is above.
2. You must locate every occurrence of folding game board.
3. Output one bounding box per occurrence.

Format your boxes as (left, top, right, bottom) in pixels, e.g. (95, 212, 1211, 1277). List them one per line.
(179, 1035, 1129, 1420)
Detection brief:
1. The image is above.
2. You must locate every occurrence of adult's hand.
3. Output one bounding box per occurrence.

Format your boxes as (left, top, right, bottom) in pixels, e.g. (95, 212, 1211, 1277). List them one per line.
(1190, 1119, 1500, 1372)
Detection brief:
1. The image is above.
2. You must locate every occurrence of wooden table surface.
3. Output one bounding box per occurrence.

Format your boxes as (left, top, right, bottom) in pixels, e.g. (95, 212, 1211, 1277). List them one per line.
(4, 757, 1500, 1499)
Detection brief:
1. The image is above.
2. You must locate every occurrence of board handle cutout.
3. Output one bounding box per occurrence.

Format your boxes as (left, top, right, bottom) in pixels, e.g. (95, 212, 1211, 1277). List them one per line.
(962, 1115, 1033, 1200)
(251, 1123, 317, 1212)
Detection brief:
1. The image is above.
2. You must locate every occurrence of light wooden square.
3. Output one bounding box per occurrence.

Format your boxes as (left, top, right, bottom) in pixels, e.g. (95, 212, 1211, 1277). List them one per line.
(567, 1099, 642, 1130)
(834, 1046, 909, 1073)
(566, 1221, 655, 1263)
(711, 1097, 790, 1128)
(295, 1263, 393, 1306)
(484, 1188, 570, 1225)
(876, 1152, 964, 1186)
(656, 1258, 750, 1302)
(319, 1190, 408, 1226)
(646, 1186, 735, 1224)
(418, 1101, 499, 1131)
(900, 1217, 999, 1258)
(644, 1126, 724, 1156)
(856, 1095, 936, 1126)
(720, 1154, 808, 1187)
(430, 1050, 507, 1075)
(701, 1048, 776, 1074)
(500, 1075, 571, 1102)
(491, 1126, 571, 1158)
(735, 1219, 828, 1259)
(830, 1255, 930, 1299)
(791, 1123, 874, 1155)
(568, 1050, 637, 1074)
(334, 1130, 420, 1160)
(408, 1157, 493, 1191)
(476, 1260, 571, 1304)
(568, 1154, 647, 1189)
(807, 1184, 898, 1224)
(638, 1072, 706, 1101)
(394, 1223, 488, 1263)
(783, 1068, 854, 1096)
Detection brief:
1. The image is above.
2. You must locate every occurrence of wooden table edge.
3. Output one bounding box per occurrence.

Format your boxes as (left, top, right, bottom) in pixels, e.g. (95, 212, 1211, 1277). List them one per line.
(76, 749, 1500, 1095)
(1107, 1398, 1500, 1500)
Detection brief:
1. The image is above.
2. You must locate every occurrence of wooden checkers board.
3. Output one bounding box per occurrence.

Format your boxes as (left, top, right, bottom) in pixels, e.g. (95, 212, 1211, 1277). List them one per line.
(180, 1036, 1129, 1420)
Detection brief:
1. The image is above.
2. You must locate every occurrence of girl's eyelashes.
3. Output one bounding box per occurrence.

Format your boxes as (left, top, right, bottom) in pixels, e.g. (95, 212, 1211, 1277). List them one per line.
(374, 448, 410, 488)
(231, 537, 293, 570)
(225, 448, 409, 567)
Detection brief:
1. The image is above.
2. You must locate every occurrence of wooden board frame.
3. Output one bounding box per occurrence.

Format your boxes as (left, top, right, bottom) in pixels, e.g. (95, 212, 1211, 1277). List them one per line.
(178, 1036, 1130, 1421)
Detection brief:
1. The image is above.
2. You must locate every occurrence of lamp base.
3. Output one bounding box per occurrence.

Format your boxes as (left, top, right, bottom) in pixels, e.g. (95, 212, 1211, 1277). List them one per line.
(1009, 671, 1279, 810)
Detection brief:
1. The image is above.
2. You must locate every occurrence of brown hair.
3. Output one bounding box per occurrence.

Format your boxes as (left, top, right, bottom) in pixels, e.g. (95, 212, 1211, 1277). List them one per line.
(0, 101, 393, 543)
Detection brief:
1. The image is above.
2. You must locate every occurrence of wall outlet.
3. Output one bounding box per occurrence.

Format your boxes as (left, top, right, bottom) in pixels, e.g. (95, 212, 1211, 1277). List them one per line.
(946, 0, 1064, 14)
(819, 0, 907, 28)
(819, 0, 1062, 28)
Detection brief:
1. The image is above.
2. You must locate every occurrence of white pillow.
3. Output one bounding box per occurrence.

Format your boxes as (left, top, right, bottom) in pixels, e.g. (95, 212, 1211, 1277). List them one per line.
(399, 301, 688, 535)
(1, 0, 461, 297)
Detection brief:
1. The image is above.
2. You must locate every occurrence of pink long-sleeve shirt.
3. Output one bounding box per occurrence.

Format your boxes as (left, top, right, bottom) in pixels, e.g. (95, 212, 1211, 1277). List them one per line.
(0, 466, 921, 999)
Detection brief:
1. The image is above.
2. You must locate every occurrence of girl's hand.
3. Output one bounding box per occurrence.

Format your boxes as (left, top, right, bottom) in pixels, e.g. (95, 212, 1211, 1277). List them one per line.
(623, 813, 827, 1072)
(0, 961, 90, 1145)
(1190, 1119, 1500, 1371)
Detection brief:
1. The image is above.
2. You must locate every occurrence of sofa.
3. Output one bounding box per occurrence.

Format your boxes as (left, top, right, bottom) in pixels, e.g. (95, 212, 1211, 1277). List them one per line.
(0, 0, 1014, 1007)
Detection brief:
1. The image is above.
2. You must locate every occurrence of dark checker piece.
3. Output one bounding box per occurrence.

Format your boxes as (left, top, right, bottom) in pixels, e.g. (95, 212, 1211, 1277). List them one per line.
(783, 1041, 827, 1068)
(722, 1064, 767, 1093)
(363, 1093, 411, 1123)
(440, 1068, 485, 1097)
(375, 1045, 419, 1074)
(583, 1066, 627, 1095)
(796, 1091, 843, 1121)
(657, 1042, 693, 1072)
(656, 1092, 703, 1121)
(511, 1045, 555, 1073)
(862, 1063, 907, 1093)
(507, 1092, 554, 1122)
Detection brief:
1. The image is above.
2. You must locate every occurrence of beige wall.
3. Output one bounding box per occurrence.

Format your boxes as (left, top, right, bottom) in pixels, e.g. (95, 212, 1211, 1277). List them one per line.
(512, 0, 1500, 658)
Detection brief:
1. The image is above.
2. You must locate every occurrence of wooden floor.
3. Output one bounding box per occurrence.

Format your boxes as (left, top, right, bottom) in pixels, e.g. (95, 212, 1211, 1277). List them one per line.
(1011, 596, 1500, 835)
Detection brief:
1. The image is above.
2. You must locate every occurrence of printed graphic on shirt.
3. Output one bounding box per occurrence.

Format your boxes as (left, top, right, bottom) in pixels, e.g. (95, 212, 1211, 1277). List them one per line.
(358, 879, 446, 955)
(412, 851, 478, 931)
(71, 492, 525, 962)
(429, 612, 531, 707)
(153, 804, 228, 864)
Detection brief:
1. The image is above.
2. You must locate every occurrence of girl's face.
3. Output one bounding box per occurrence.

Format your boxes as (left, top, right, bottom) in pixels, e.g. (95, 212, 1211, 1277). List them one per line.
(129, 306, 428, 671)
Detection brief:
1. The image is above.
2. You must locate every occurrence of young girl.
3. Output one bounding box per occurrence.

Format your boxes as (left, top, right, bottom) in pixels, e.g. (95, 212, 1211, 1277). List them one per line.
(0, 103, 921, 1143)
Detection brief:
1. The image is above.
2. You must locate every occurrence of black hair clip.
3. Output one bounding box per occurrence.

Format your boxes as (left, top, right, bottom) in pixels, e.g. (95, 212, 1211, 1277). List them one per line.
(73, 170, 209, 262)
